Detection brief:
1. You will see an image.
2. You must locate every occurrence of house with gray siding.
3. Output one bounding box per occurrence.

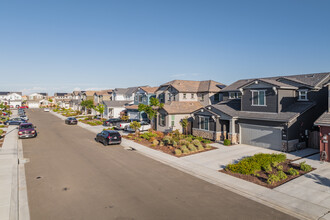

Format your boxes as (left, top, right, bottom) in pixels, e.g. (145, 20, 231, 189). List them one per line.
(193, 72, 330, 152)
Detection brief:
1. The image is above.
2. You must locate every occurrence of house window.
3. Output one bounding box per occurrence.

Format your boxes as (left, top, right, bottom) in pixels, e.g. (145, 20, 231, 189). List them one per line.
(298, 90, 308, 101)
(173, 95, 176, 101)
(199, 116, 209, 130)
(252, 90, 266, 106)
(171, 115, 175, 127)
(139, 95, 143, 103)
(135, 95, 138, 101)
(229, 92, 242, 99)
(168, 94, 171, 101)
(183, 93, 187, 99)
(191, 93, 194, 99)
(214, 93, 220, 102)
(201, 94, 204, 101)
(159, 114, 165, 126)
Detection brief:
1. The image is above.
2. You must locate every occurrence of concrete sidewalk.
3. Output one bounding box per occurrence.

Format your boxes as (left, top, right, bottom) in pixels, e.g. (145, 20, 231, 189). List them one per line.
(50, 111, 330, 220)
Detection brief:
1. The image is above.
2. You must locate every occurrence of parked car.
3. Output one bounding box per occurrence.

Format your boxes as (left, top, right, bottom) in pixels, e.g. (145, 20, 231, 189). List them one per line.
(18, 111, 25, 116)
(65, 117, 78, 125)
(95, 130, 121, 146)
(4, 118, 27, 125)
(2, 112, 8, 116)
(44, 108, 50, 112)
(20, 115, 29, 121)
(103, 118, 122, 127)
(19, 106, 29, 109)
(126, 121, 151, 132)
(116, 119, 140, 130)
(18, 123, 37, 139)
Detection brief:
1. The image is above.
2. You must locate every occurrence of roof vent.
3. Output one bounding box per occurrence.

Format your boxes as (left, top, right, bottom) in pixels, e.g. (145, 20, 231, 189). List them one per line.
(207, 106, 211, 110)
(307, 74, 315, 78)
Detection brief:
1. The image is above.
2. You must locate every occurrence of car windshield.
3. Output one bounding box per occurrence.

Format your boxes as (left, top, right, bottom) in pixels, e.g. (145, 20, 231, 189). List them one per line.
(20, 124, 33, 129)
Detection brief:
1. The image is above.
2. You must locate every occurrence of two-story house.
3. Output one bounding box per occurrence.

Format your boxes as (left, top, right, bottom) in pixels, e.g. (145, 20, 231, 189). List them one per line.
(69, 91, 85, 111)
(93, 90, 113, 105)
(193, 72, 330, 152)
(0, 92, 22, 107)
(26, 93, 48, 108)
(102, 87, 139, 119)
(126, 86, 158, 121)
(54, 92, 73, 108)
(314, 81, 330, 162)
(156, 80, 226, 133)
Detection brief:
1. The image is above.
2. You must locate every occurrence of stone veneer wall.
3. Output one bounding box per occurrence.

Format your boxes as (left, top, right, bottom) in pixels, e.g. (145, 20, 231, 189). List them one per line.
(192, 128, 214, 140)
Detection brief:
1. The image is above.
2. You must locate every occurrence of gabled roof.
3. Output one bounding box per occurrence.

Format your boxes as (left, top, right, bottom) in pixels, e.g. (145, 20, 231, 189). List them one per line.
(102, 100, 131, 108)
(315, 112, 330, 126)
(95, 90, 113, 96)
(54, 93, 69, 96)
(158, 80, 226, 93)
(139, 86, 158, 94)
(0, 92, 22, 96)
(83, 91, 96, 96)
(222, 72, 330, 92)
(162, 101, 203, 114)
(114, 87, 140, 96)
(238, 78, 298, 90)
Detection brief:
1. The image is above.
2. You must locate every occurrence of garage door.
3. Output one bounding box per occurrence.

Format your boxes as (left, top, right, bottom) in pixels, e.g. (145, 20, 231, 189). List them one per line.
(28, 103, 39, 108)
(240, 124, 282, 150)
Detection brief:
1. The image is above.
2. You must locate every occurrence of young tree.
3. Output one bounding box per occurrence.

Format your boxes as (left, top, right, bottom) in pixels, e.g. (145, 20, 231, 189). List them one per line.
(138, 97, 164, 122)
(180, 117, 189, 135)
(81, 100, 94, 114)
(94, 104, 105, 118)
(129, 121, 141, 135)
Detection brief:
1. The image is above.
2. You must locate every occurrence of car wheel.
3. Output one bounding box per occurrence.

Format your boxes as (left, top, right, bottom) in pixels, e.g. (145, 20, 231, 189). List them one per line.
(103, 139, 108, 146)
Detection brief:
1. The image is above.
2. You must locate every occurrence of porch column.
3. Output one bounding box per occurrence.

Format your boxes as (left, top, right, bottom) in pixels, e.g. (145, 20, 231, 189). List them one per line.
(229, 118, 238, 144)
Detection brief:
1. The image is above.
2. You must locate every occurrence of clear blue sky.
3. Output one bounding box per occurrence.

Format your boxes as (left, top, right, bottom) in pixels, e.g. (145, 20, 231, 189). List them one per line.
(1, 0, 329, 95)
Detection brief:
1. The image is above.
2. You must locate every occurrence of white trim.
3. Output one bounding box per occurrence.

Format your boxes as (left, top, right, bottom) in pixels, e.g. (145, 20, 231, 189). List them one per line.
(298, 89, 308, 101)
(251, 90, 266, 106)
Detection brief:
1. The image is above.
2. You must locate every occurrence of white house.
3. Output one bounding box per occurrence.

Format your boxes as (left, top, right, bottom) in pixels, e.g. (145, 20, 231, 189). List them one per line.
(0, 92, 22, 107)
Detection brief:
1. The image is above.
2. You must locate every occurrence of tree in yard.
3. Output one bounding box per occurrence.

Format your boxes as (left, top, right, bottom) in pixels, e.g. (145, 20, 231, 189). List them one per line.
(80, 100, 95, 114)
(180, 117, 189, 135)
(129, 121, 141, 135)
(121, 115, 129, 121)
(138, 97, 164, 124)
(94, 104, 105, 118)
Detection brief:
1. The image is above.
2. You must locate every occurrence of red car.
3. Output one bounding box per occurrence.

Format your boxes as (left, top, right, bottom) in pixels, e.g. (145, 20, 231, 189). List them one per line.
(19, 106, 29, 109)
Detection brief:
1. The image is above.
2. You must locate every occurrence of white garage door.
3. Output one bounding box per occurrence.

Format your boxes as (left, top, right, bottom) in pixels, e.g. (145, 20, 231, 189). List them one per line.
(240, 124, 282, 150)
(28, 103, 39, 108)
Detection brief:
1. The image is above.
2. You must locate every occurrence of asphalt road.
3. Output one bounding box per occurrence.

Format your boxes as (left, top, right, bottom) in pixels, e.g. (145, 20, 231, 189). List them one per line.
(22, 109, 297, 220)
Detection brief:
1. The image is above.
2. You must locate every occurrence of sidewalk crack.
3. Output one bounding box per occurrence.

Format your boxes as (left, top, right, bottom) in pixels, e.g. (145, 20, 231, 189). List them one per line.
(318, 210, 330, 220)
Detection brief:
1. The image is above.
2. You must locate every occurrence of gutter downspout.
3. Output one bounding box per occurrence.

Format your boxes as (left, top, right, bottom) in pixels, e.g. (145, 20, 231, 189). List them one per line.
(286, 122, 289, 152)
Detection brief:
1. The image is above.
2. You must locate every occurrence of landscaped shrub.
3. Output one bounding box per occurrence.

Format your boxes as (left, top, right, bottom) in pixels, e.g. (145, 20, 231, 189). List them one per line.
(182, 148, 190, 154)
(0, 129, 3, 135)
(172, 141, 178, 147)
(267, 174, 280, 185)
(224, 139, 231, 146)
(162, 136, 172, 145)
(159, 141, 164, 146)
(140, 132, 157, 141)
(152, 139, 159, 146)
(192, 139, 201, 146)
(277, 165, 283, 171)
(188, 144, 197, 152)
(174, 149, 182, 156)
(299, 162, 312, 172)
(288, 168, 299, 176)
(277, 171, 287, 180)
(205, 145, 212, 149)
(202, 139, 212, 144)
(185, 137, 193, 142)
(0, 125, 5, 128)
(262, 164, 272, 173)
(226, 153, 287, 175)
(197, 145, 204, 151)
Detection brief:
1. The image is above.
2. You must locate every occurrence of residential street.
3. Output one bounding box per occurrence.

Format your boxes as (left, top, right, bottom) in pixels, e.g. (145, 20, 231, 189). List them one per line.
(23, 109, 296, 220)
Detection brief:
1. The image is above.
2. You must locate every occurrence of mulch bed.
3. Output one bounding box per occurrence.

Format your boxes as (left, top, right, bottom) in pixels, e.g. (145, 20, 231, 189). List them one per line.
(220, 160, 315, 189)
(123, 136, 216, 157)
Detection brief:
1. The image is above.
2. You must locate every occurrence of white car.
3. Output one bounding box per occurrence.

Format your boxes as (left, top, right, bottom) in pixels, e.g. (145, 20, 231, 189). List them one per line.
(44, 108, 50, 112)
(126, 121, 151, 132)
(116, 119, 140, 130)
(20, 115, 29, 121)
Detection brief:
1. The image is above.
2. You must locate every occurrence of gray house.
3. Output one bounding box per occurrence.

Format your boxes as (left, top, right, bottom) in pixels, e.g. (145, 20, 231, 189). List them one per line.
(193, 72, 330, 151)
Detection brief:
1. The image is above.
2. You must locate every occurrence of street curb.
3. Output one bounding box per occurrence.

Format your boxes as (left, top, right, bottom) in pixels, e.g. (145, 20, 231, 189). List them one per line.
(17, 140, 30, 220)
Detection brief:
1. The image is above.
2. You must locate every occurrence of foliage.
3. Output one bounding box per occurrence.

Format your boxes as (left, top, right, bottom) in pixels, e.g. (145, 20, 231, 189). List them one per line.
(224, 139, 231, 146)
(188, 144, 197, 152)
(197, 145, 204, 151)
(299, 161, 312, 172)
(277, 171, 287, 180)
(288, 168, 299, 176)
(103, 127, 114, 131)
(192, 139, 201, 146)
(159, 141, 164, 146)
(121, 115, 129, 121)
(174, 149, 182, 156)
(86, 121, 103, 126)
(202, 139, 211, 144)
(140, 132, 157, 140)
(130, 121, 141, 133)
(152, 139, 159, 146)
(262, 164, 272, 173)
(267, 174, 280, 185)
(226, 153, 287, 175)
(0, 129, 3, 135)
(205, 145, 212, 149)
(172, 141, 178, 147)
(138, 97, 164, 121)
(94, 104, 105, 117)
(162, 136, 172, 145)
(179, 117, 189, 135)
(277, 165, 283, 171)
(80, 100, 94, 110)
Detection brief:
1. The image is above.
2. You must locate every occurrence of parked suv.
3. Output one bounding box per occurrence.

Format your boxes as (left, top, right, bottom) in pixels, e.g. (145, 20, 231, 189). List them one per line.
(4, 118, 27, 125)
(18, 123, 37, 139)
(103, 118, 122, 127)
(65, 117, 78, 125)
(95, 130, 121, 146)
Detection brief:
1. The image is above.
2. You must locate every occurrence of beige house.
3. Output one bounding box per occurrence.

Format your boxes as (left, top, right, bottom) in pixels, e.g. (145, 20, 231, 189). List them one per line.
(157, 101, 203, 133)
(93, 90, 113, 105)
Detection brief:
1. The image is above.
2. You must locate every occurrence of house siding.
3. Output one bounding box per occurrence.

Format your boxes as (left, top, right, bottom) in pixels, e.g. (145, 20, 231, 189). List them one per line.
(241, 88, 277, 113)
(278, 89, 296, 112)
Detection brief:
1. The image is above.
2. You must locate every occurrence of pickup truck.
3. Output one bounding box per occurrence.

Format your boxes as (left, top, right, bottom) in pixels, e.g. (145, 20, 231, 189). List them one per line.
(116, 119, 140, 130)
